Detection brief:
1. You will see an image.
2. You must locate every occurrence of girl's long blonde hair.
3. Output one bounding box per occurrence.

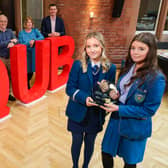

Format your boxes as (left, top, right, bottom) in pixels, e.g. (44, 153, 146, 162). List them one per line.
(80, 32, 110, 73)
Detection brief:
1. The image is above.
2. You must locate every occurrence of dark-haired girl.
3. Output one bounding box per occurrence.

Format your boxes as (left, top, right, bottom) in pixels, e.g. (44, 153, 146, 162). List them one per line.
(100, 32, 166, 168)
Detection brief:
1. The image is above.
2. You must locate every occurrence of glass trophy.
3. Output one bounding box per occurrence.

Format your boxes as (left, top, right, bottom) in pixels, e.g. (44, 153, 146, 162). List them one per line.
(92, 80, 118, 106)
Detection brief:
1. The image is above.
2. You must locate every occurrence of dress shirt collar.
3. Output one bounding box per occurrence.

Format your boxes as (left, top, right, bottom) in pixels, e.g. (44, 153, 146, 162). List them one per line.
(91, 61, 100, 68)
(50, 16, 56, 20)
(0, 28, 7, 32)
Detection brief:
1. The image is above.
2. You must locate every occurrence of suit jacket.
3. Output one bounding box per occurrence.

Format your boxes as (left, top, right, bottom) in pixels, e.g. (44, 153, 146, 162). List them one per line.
(117, 71, 166, 139)
(65, 60, 116, 123)
(41, 16, 65, 37)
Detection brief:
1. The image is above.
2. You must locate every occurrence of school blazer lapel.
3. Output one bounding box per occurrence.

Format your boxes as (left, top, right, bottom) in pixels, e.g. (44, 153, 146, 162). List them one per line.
(87, 63, 93, 88)
(126, 79, 141, 101)
(98, 66, 105, 81)
(117, 75, 141, 102)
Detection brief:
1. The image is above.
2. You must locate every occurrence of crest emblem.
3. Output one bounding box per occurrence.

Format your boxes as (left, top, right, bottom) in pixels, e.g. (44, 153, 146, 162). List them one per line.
(134, 93, 145, 103)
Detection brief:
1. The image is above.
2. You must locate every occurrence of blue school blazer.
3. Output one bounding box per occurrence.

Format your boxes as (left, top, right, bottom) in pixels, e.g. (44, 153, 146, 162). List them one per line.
(66, 60, 116, 123)
(117, 71, 166, 140)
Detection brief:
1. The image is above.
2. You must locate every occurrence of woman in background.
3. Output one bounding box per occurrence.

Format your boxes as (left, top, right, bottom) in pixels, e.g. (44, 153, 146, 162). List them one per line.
(100, 32, 166, 168)
(65, 32, 116, 168)
(19, 16, 44, 88)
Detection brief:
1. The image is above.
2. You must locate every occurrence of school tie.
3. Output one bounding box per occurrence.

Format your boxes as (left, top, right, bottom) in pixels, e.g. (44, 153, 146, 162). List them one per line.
(92, 65, 99, 75)
(92, 65, 100, 87)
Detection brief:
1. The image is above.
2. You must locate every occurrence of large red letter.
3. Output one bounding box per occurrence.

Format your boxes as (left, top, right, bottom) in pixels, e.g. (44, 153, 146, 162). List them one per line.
(47, 36, 74, 91)
(10, 40, 50, 103)
(0, 60, 10, 119)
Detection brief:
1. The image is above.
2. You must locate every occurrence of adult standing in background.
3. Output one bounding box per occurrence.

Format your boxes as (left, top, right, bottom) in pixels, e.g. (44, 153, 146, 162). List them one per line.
(0, 14, 18, 101)
(18, 16, 44, 89)
(41, 4, 65, 38)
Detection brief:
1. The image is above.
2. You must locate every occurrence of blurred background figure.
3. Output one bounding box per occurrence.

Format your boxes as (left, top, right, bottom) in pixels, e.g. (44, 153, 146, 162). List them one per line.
(0, 14, 18, 101)
(18, 16, 44, 89)
(41, 3, 65, 38)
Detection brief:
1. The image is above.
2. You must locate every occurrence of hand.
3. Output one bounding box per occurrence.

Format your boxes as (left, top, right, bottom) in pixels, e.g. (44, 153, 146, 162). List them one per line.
(100, 103, 119, 112)
(97, 80, 109, 92)
(109, 90, 119, 100)
(7, 42, 14, 48)
(49, 32, 60, 37)
(10, 38, 18, 43)
(53, 32, 60, 36)
(86, 97, 98, 107)
(29, 40, 35, 47)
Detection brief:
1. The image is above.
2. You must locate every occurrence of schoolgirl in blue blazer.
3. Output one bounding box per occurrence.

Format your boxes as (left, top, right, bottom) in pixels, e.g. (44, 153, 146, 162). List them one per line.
(65, 32, 116, 168)
(100, 32, 166, 168)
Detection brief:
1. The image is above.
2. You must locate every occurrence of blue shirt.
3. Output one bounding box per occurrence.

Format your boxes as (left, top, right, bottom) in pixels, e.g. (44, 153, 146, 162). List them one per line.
(0, 29, 16, 58)
(119, 64, 135, 104)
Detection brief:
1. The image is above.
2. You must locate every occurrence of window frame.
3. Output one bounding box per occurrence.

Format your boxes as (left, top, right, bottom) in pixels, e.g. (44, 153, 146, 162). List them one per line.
(136, 0, 168, 34)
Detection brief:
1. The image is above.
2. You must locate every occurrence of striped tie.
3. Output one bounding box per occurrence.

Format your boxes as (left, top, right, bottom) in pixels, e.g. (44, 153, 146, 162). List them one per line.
(92, 65, 99, 75)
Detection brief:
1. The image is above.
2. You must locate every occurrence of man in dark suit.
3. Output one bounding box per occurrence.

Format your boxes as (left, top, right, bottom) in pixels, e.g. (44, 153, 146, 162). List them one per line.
(41, 4, 65, 38)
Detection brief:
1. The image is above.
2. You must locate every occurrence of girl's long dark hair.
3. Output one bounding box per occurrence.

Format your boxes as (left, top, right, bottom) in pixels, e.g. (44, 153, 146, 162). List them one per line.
(119, 32, 159, 86)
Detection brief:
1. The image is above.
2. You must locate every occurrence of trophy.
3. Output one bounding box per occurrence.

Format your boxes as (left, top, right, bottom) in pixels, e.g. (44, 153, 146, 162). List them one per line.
(92, 80, 118, 106)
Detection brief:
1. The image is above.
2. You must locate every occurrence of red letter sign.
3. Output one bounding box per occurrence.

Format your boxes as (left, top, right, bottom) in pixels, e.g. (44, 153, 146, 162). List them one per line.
(0, 60, 10, 119)
(10, 40, 50, 103)
(46, 36, 74, 91)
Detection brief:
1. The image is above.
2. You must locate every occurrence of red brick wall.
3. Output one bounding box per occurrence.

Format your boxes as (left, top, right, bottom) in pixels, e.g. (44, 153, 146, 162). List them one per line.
(44, 0, 140, 65)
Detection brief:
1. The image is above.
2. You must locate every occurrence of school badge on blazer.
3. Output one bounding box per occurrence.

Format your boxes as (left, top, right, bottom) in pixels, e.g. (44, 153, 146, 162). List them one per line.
(134, 93, 145, 103)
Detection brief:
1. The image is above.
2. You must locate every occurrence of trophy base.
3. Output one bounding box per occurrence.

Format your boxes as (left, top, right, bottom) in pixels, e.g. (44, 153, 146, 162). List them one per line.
(89, 99, 117, 107)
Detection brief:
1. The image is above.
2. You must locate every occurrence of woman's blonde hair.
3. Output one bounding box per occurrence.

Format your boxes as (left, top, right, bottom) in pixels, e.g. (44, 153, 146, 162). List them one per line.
(81, 32, 110, 73)
(23, 16, 34, 29)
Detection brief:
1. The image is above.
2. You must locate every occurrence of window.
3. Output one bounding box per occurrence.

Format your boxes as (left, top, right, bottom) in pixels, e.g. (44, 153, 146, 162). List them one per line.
(21, 0, 43, 29)
(136, 0, 161, 31)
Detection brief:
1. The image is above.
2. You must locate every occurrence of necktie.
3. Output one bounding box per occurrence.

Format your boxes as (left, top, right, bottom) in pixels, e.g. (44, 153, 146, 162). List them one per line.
(92, 65, 99, 75)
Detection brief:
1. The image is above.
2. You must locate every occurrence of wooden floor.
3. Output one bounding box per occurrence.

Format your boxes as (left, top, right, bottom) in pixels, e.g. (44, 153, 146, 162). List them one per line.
(0, 87, 168, 168)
